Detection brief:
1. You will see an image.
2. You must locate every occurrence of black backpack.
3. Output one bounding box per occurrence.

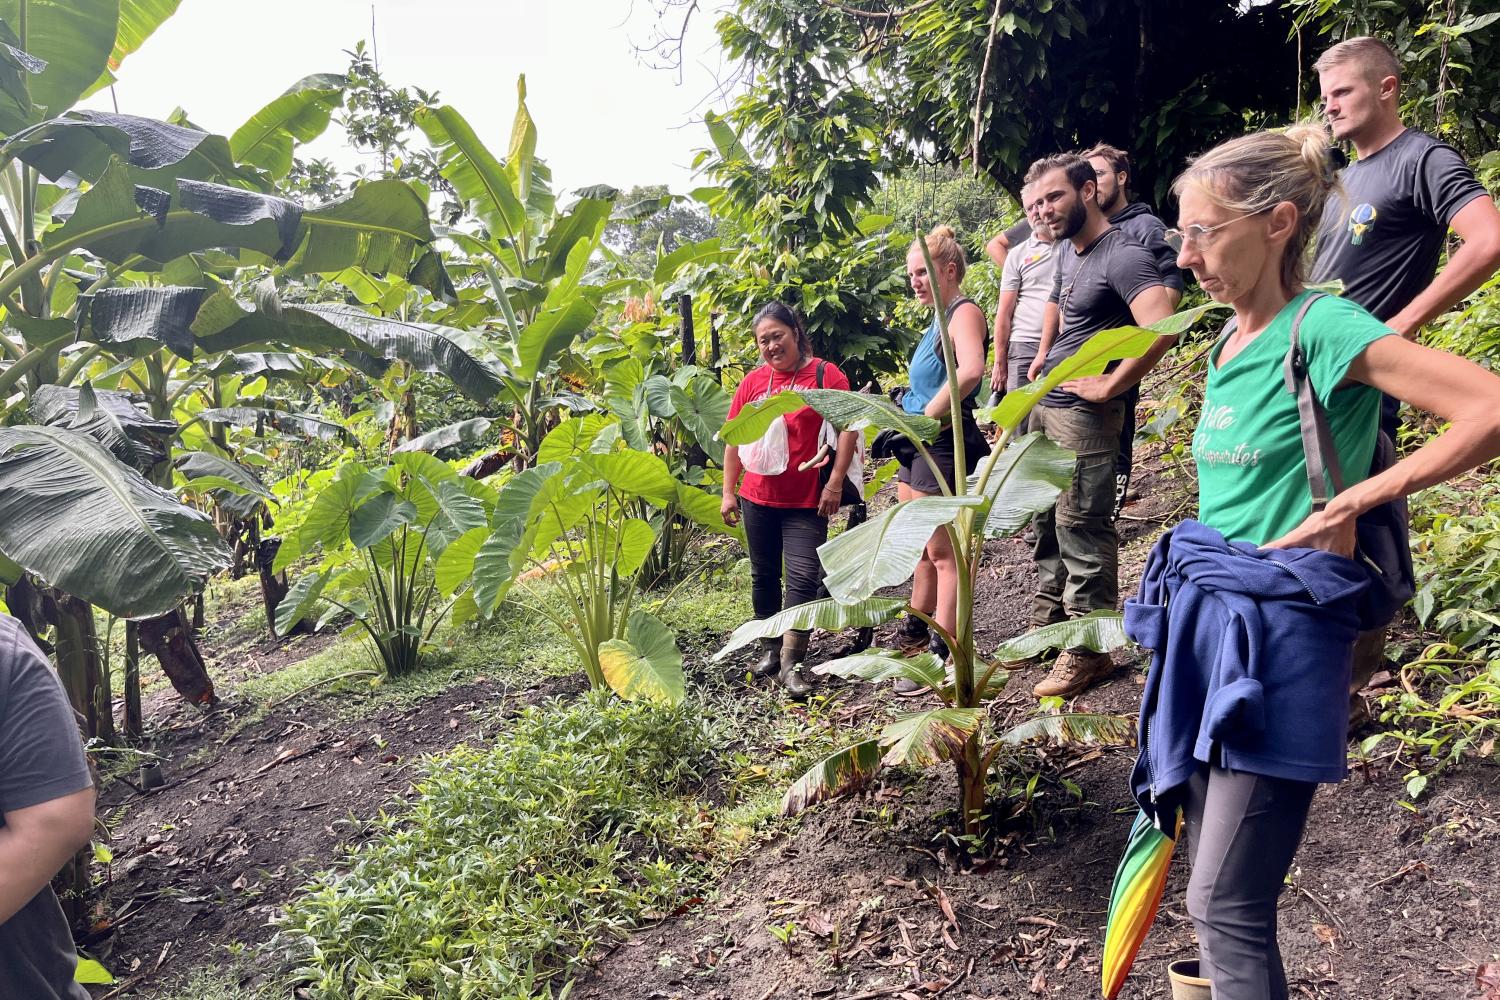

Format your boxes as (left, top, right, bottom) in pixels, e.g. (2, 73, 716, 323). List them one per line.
(1282, 293, 1415, 630)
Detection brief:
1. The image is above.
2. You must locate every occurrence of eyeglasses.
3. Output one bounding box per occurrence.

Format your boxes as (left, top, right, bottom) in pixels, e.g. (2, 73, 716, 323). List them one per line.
(1163, 211, 1264, 252)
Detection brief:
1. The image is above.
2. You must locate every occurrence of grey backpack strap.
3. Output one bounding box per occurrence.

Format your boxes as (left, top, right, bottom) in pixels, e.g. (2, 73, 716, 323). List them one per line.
(1281, 292, 1344, 511)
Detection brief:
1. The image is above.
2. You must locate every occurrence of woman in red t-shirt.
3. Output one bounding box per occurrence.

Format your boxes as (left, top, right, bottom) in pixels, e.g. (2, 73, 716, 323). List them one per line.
(721, 303, 859, 696)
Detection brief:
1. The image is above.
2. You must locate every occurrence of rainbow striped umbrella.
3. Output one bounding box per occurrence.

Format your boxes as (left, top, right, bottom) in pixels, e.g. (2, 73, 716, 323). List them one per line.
(1102, 807, 1184, 1000)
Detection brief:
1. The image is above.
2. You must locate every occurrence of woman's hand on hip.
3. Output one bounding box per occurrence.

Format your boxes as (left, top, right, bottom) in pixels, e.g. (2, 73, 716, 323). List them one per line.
(1262, 508, 1356, 557)
(721, 493, 740, 526)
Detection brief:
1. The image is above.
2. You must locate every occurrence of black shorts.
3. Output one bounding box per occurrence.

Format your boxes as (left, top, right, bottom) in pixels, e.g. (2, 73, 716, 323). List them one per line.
(898, 421, 988, 495)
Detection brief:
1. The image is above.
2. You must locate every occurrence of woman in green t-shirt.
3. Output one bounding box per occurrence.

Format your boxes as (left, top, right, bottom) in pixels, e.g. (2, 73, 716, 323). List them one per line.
(1153, 124, 1500, 999)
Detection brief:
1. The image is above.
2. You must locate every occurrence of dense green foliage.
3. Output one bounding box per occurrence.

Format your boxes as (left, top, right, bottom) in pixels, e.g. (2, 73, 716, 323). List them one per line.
(274, 693, 724, 998)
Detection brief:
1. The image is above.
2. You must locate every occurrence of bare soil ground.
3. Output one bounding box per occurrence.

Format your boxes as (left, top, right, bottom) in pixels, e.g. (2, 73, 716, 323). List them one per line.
(575, 463, 1500, 1000)
(87, 457, 1500, 999)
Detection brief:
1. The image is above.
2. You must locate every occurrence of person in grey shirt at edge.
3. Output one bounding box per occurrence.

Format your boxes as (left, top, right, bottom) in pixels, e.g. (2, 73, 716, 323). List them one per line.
(990, 181, 1057, 396)
(1308, 35, 1500, 723)
(1084, 143, 1186, 521)
(0, 614, 97, 1000)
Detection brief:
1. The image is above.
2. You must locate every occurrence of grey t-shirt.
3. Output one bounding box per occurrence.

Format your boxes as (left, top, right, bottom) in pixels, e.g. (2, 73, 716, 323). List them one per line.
(0, 615, 93, 1000)
(1311, 127, 1489, 322)
(999, 233, 1055, 344)
(1042, 227, 1162, 408)
(1001, 217, 1032, 248)
(1111, 202, 1187, 292)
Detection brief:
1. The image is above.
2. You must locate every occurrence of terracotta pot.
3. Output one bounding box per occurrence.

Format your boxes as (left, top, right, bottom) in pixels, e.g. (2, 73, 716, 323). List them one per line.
(1167, 959, 1212, 1000)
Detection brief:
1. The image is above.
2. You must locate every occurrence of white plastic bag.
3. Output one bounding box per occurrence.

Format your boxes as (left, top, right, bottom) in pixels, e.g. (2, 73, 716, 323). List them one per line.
(740, 415, 789, 476)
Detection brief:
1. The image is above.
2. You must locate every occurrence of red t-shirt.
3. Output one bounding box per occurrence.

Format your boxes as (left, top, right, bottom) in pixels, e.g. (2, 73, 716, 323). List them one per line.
(727, 357, 850, 509)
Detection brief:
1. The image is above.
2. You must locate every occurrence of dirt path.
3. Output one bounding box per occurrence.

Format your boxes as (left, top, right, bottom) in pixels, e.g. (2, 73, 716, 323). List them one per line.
(576, 466, 1500, 1000)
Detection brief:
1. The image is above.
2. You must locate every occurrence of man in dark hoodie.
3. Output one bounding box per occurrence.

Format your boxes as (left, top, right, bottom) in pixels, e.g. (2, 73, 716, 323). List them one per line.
(1084, 144, 1185, 519)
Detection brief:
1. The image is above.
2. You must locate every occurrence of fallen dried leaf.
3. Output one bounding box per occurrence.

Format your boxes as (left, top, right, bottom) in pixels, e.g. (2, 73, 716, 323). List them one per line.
(1313, 923, 1338, 947)
(1029, 969, 1048, 994)
(1477, 962, 1500, 1000)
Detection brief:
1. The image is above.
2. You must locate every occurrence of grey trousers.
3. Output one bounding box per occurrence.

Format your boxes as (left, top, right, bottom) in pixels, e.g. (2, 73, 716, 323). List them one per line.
(1183, 765, 1317, 1000)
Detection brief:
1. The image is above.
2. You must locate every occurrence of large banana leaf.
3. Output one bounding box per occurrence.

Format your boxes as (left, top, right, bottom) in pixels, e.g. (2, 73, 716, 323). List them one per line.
(0, 18, 45, 131)
(818, 495, 984, 605)
(598, 609, 684, 705)
(515, 298, 598, 381)
(880, 707, 986, 767)
(81, 285, 501, 401)
(414, 103, 526, 245)
(974, 431, 1075, 538)
(782, 739, 883, 816)
(719, 387, 941, 447)
(393, 417, 493, 454)
(195, 406, 353, 443)
(4, 109, 257, 186)
(989, 303, 1225, 432)
(999, 712, 1135, 747)
(715, 597, 906, 659)
(30, 383, 174, 470)
(813, 650, 947, 689)
(992, 610, 1129, 661)
(0, 0, 115, 127)
(230, 73, 346, 178)
(536, 193, 614, 282)
(83, 0, 183, 98)
(175, 450, 271, 518)
(0, 425, 229, 618)
(40, 158, 434, 279)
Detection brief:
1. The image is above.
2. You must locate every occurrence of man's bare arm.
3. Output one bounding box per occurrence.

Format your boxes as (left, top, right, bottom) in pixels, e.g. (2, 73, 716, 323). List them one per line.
(0, 787, 95, 924)
(1387, 196, 1500, 340)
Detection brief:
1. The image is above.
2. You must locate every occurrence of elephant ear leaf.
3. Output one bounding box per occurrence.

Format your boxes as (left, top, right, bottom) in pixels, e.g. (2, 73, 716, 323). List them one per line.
(597, 610, 684, 705)
(0, 425, 229, 619)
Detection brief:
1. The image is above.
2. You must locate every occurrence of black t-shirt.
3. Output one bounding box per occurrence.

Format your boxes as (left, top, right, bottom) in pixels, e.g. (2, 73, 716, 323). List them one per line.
(1111, 202, 1187, 292)
(1311, 127, 1488, 321)
(1042, 227, 1162, 408)
(0, 616, 93, 1000)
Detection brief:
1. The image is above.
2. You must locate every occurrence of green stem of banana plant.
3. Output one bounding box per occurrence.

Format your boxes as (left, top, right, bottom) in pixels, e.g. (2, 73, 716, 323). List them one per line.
(0, 196, 25, 270)
(0, 330, 73, 398)
(918, 234, 968, 501)
(56, 344, 106, 387)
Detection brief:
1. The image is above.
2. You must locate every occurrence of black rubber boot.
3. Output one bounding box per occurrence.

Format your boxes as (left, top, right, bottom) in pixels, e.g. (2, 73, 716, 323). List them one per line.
(929, 632, 950, 661)
(778, 630, 815, 699)
(751, 636, 782, 677)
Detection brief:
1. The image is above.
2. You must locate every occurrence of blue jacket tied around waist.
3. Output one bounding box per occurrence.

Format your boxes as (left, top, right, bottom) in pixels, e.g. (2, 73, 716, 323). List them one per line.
(1125, 520, 1369, 824)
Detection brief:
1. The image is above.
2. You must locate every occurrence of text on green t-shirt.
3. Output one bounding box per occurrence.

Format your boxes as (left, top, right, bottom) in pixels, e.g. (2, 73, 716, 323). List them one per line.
(1193, 290, 1393, 545)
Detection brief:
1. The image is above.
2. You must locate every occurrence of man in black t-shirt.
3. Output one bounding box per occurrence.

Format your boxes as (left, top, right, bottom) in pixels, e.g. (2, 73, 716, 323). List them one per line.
(1083, 143, 1188, 520)
(1017, 154, 1173, 700)
(1312, 36, 1500, 436)
(0, 615, 96, 1000)
(1310, 36, 1500, 717)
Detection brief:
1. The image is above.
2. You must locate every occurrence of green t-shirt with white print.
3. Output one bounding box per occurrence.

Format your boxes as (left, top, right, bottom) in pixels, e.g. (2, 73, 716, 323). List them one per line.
(1192, 290, 1394, 546)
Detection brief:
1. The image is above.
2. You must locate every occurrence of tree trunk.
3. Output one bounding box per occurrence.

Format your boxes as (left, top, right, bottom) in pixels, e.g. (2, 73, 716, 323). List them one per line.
(123, 621, 142, 743)
(138, 608, 216, 706)
(53, 594, 116, 744)
(257, 538, 308, 637)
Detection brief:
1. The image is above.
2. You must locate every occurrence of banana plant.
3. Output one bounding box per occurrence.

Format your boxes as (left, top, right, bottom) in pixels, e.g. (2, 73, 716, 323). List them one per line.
(435, 415, 741, 703)
(273, 452, 496, 676)
(414, 78, 622, 472)
(715, 241, 1224, 836)
(0, 6, 446, 727)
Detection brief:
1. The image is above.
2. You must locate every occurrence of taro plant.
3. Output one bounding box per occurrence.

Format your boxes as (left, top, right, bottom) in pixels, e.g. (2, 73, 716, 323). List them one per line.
(715, 239, 1221, 836)
(436, 416, 740, 703)
(272, 453, 496, 676)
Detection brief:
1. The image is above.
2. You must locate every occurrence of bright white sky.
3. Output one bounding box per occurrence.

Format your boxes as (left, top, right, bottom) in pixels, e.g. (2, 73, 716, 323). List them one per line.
(81, 0, 731, 197)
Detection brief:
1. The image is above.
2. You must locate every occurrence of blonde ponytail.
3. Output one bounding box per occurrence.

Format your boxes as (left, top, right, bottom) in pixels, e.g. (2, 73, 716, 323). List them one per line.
(1172, 122, 1342, 292)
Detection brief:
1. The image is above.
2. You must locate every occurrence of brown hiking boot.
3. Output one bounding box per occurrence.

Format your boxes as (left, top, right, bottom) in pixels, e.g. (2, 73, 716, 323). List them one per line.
(1032, 649, 1115, 699)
